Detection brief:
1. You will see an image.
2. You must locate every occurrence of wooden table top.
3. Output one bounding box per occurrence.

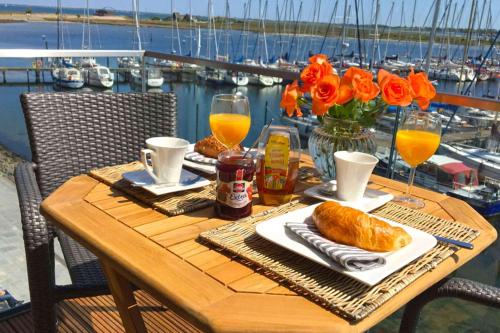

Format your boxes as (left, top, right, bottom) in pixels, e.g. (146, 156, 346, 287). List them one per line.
(41, 158, 497, 333)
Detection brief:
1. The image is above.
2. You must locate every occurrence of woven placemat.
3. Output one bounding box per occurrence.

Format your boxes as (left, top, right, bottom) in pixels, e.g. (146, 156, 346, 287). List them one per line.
(89, 161, 216, 216)
(89, 162, 318, 216)
(199, 200, 480, 322)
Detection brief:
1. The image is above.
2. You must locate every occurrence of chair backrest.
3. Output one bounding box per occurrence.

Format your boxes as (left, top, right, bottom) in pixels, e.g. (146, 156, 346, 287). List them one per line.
(20, 92, 177, 198)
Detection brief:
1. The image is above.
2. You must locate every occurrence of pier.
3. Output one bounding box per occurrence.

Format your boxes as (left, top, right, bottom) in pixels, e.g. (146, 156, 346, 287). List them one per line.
(0, 66, 196, 85)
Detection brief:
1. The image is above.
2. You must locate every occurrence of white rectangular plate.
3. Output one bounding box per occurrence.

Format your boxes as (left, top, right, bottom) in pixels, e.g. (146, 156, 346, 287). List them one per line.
(255, 203, 437, 286)
(304, 182, 394, 212)
(183, 144, 216, 174)
(183, 144, 256, 175)
(122, 168, 211, 196)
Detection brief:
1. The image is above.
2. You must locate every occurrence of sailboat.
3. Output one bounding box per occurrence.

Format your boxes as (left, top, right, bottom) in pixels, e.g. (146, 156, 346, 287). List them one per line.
(121, 0, 164, 88)
(220, 0, 248, 86)
(52, 3, 84, 89)
(79, 1, 114, 88)
(244, 0, 274, 87)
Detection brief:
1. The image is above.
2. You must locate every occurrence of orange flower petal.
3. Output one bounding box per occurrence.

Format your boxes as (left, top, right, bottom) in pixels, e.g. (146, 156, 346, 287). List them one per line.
(377, 69, 391, 86)
(337, 83, 354, 104)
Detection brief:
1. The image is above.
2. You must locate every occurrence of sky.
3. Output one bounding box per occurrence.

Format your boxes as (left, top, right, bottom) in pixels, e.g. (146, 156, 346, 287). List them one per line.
(4, 0, 500, 29)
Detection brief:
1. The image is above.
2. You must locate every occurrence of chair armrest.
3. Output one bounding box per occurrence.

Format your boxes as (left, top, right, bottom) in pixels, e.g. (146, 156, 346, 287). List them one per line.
(14, 162, 56, 330)
(400, 277, 500, 333)
(15, 161, 54, 247)
(436, 277, 500, 308)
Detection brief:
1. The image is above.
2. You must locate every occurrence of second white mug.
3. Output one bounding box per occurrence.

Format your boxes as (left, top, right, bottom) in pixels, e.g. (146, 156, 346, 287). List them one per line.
(334, 151, 379, 202)
(141, 137, 189, 184)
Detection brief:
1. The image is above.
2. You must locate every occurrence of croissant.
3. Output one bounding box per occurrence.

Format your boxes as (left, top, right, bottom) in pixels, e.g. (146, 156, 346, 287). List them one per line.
(194, 135, 243, 159)
(312, 202, 412, 252)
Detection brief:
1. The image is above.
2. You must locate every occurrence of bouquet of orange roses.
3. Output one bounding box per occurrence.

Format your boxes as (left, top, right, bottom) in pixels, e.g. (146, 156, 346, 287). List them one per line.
(280, 54, 436, 127)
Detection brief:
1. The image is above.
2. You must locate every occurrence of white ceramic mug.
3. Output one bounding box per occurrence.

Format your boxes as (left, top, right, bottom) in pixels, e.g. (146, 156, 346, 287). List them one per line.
(334, 151, 379, 202)
(140, 137, 189, 184)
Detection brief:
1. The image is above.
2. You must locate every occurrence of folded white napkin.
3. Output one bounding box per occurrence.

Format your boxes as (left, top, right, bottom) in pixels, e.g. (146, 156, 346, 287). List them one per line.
(285, 220, 386, 272)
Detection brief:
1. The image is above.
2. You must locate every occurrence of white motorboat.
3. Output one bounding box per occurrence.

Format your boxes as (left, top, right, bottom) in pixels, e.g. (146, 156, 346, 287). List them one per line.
(223, 71, 248, 86)
(242, 59, 274, 86)
(54, 67, 84, 89)
(439, 143, 500, 180)
(247, 74, 274, 86)
(204, 68, 225, 84)
(130, 67, 164, 88)
(82, 65, 114, 88)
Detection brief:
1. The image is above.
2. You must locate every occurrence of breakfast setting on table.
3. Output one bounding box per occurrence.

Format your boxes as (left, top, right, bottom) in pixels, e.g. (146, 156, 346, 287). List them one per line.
(88, 55, 480, 321)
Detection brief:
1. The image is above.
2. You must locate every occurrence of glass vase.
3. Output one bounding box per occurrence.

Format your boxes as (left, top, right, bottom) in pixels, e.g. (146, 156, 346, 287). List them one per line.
(308, 115, 377, 181)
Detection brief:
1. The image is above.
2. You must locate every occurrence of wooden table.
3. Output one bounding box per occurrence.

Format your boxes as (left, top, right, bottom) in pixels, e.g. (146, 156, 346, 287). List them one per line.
(40, 158, 497, 333)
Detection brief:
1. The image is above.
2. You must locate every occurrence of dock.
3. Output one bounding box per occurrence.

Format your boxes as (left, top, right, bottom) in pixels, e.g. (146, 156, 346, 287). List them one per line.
(0, 66, 198, 84)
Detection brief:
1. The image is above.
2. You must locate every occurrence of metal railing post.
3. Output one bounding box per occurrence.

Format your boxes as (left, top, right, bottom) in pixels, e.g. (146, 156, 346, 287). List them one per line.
(386, 107, 402, 179)
(141, 56, 146, 93)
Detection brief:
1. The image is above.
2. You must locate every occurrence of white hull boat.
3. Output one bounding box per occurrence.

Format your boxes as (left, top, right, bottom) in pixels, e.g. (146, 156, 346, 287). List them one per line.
(54, 67, 84, 89)
(248, 74, 274, 86)
(224, 72, 248, 86)
(82, 66, 114, 88)
(439, 143, 500, 180)
(130, 68, 164, 88)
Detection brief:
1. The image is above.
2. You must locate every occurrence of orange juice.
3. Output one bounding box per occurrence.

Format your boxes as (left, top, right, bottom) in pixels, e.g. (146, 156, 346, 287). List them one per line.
(396, 130, 440, 167)
(209, 113, 251, 148)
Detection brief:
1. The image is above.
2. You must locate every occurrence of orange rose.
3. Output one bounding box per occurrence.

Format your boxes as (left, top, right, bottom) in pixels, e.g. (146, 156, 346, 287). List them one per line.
(300, 63, 323, 91)
(311, 74, 340, 115)
(337, 67, 379, 104)
(352, 75, 380, 102)
(309, 54, 329, 65)
(337, 82, 354, 104)
(378, 69, 413, 107)
(280, 80, 303, 117)
(407, 69, 436, 110)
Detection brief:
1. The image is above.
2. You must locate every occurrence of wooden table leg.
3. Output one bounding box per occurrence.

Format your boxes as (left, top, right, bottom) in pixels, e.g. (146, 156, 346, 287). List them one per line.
(102, 262, 147, 333)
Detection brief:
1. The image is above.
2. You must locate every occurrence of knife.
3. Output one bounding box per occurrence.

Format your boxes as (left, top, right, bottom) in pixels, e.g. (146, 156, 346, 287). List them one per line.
(434, 235, 474, 249)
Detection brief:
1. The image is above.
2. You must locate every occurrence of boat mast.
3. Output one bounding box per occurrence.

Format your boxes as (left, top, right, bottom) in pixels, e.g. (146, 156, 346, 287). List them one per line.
(212, 0, 219, 59)
(189, 0, 192, 56)
(262, 0, 269, 63)
(319, 0, 338, 54)
(196, 25, 201, 58)
(87, 0, 91, 49)
(57, 0, 61, 49)
(174, 1, 182, 55)
(207, 0, 211, 59)
(224, 0, 230, 60)
(170, 0, 174, 53)
(446, 1, 457, 60)
(339, 0, 349, 66)
(457, 0, 478, 93)
(424, 0, 441, 72)
(132, 0, 142, 50)
(383, 1, 394, 61)
(370, 0, 380, 68)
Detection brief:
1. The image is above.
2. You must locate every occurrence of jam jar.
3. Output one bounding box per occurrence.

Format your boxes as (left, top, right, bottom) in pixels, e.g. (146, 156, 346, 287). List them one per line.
(215, 150, 255, 220)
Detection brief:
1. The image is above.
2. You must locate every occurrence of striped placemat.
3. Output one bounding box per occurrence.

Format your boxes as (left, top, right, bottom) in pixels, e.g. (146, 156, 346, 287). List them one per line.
(199, 200, 480, 322)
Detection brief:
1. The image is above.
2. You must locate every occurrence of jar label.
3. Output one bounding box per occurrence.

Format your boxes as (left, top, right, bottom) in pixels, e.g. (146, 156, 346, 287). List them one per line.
(263, 133, 290, 190)
(216, 169, 253, 209)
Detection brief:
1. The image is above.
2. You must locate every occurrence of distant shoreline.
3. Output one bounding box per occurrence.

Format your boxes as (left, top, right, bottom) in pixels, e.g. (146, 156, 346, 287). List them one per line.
(0, 12, 497, 47)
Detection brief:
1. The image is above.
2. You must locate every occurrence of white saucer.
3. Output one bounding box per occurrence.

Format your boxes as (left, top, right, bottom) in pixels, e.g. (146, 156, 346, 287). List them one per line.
(122, 169, 211, 196)
(304, 181, 393, 212)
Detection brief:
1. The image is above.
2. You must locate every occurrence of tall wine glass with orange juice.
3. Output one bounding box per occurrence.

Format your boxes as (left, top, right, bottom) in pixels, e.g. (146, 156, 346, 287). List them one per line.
(395, 110, 441, 209)
(209, 94, 251, 149)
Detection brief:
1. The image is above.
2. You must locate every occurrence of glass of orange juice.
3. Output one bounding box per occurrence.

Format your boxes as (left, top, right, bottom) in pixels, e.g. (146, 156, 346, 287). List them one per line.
(209, 94, 251, 149)
(394, 110, 441, 209)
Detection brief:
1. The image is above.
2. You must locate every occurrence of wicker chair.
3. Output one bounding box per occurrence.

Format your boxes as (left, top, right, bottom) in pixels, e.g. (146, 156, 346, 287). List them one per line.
(399, 276, 500, 332)
(15, 92, 177, 333)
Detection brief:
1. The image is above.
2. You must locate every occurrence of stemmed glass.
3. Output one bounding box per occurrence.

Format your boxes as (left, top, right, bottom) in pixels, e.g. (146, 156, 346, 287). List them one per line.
(209, 94, 251, 149)
(394, 110, 442, 209)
